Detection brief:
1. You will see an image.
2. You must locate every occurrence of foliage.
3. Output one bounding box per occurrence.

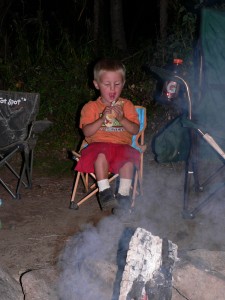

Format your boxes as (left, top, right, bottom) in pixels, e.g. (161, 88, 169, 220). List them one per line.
(152, 3, 197, 67)
(0, 1, 210, 175)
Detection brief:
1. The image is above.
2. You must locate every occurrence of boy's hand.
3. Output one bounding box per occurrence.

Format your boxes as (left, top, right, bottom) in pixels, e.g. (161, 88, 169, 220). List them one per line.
(112, 105, 124, 121)
(102, 103, 124, 128)
(102, 106, 115, 120)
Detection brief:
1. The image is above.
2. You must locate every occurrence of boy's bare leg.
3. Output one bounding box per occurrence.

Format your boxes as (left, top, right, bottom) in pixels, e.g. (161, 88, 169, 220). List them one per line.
(94, 153, 109, 180)
(119, 162, 134, 179)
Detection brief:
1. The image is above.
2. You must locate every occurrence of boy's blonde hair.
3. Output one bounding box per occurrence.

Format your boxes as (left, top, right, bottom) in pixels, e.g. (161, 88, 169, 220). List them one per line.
(93, 58, 126, 82)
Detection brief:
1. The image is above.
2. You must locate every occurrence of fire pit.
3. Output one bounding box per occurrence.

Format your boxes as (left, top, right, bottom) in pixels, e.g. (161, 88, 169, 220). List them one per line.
(58, 223, 178, 300)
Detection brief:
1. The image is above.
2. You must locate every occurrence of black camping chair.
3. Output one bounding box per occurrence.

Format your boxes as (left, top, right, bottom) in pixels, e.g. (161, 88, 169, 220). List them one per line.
(150, 8, 225, 219)
(0, 90, 52, 199)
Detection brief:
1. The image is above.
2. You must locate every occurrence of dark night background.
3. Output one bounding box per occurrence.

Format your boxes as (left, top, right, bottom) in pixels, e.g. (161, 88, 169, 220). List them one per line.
(7, 0, 159, 46)
(3, 0, 223, 51)
(0, 0, 224, 150)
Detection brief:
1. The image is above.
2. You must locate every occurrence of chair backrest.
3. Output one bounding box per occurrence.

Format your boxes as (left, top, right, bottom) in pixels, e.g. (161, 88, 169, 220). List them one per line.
(0, 90, 40, 148)
(194, 8, 225, 139)
(131, 106, 147, 153)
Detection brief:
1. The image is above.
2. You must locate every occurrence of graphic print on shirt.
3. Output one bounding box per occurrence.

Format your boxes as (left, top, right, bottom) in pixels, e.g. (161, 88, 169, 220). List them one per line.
(99, 112, 125, 132)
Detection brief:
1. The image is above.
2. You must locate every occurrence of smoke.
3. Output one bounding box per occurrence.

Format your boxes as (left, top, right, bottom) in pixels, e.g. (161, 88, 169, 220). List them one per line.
(57, 215, 133, 300)
(56, 162, 178, 300)
(57, 153, 225, 299)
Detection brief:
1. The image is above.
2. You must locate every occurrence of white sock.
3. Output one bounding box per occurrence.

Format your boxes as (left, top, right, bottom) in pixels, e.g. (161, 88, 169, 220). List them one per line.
(118, 178, 132, 196)
(97, 179, 110, 192)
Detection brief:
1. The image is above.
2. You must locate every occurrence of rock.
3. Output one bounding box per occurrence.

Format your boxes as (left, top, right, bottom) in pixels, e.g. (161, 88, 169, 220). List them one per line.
(172, 249, 225, 300)
(15, 248, 225, 300)
(119, 228, 178, 300)
(0, 267, 23, 300)
(20, 267, 59, 300)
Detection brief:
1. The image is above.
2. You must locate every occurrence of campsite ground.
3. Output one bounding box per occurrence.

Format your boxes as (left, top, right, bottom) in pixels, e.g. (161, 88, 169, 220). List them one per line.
(1, 143, 225, 282)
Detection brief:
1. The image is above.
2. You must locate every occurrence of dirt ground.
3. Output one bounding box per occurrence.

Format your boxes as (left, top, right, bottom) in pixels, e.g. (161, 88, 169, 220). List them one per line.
(1, 145, 225, 282)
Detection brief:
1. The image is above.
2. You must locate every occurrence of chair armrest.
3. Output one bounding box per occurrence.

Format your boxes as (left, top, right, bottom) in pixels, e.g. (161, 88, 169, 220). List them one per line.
(32, 120, 53, 134)
(133, 131, 147, 153)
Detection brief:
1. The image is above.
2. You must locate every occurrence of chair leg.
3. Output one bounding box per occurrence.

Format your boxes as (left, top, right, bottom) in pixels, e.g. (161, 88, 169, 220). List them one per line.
(11, 149, 31, 199)
(24, 150, 32, 188)
(0, 178, 17, 199)
(70, 172, 81, 203)
(80, 173, 89, 192)
(87, 173, 97, 190)
(75, 174, 118, 208)
(75, 187, 99, 207)
(131, 171, 138, 207)
(139, 175, 143, 196)
(29, 148, 34, 183)
(0, 148, 30, 199)
(70, 171, 98, 210)
(15, 160, 26, 199)
(183, 131, 200, 219)
(70, 172, 119, 210)
(3, 157, 28, 188)
(109, 174, 119, 184)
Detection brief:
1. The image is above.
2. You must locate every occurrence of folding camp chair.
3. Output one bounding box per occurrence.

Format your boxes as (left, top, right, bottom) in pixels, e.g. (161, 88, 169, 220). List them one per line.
(69, 105, 147, 210)
(0, 90, 52, 199)
(150, 8, 225, 218)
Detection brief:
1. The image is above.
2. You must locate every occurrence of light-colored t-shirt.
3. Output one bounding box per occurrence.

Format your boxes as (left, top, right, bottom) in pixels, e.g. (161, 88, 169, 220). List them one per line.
(79, 97, 139, 145)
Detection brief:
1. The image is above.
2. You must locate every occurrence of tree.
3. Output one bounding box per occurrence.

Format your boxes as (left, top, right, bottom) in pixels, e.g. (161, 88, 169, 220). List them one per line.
(93, 0, 127, 53)
(93, 0, 106, 53)
(110, 0, 127, 52)
(0, 0, 13, 61)
(160, 0, 168, 40)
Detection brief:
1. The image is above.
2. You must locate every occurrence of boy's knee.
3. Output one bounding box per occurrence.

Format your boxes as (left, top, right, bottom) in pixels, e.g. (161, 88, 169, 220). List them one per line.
(97, 153, 106, 160)
(123, 161, 134, 170)
(119, 162, 134, 178)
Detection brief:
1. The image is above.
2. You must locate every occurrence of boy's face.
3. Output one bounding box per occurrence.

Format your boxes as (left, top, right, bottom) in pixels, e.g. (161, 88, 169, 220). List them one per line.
(93, 70, 125, 105)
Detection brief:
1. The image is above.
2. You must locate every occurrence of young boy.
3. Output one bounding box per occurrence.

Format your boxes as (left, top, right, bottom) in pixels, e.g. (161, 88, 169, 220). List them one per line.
(75, 58, 140, 213)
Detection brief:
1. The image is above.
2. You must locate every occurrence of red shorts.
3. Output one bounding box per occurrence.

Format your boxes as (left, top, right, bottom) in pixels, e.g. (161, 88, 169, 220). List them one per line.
(75, 142, 140, 174)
